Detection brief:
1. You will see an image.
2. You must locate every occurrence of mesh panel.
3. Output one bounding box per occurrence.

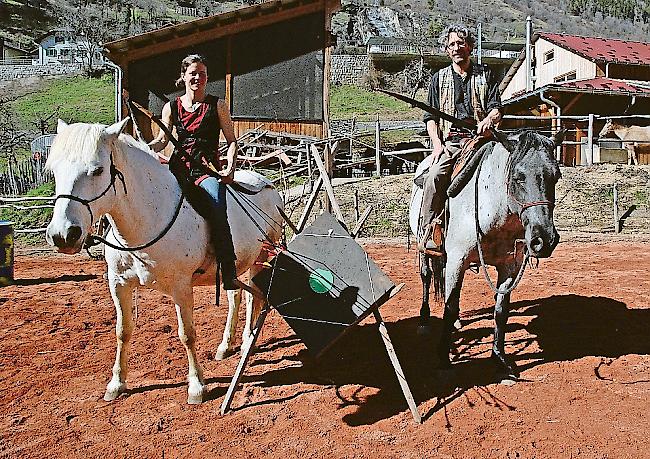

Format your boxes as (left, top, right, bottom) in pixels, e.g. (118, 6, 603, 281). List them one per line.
(128, 41, 227, 115)
(232, 13, 324, 121)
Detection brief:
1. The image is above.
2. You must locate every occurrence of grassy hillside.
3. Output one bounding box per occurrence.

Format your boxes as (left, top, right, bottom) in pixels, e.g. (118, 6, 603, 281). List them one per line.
(10, 74, 115, 130)
(330, 85, 421, 121)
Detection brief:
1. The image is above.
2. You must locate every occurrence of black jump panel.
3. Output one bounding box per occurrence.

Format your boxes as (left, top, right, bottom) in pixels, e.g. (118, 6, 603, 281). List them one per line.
(253, 213, 394, 356)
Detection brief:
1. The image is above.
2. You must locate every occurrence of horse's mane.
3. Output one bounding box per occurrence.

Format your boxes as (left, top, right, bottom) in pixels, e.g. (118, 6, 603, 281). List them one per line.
(45, 123, 104, 170)
(504, 130, 557, 182)
(46, 122, 159, 171)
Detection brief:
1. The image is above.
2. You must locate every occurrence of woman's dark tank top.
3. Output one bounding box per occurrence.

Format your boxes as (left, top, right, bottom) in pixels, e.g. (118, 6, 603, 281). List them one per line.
(170, 94, 222, 184)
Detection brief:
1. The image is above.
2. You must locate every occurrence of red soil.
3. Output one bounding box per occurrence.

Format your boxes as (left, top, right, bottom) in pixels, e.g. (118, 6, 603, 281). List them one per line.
(1, 236, 649, 458)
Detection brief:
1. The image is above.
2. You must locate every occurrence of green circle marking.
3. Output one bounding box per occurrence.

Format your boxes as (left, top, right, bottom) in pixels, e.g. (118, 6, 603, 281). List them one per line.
(308, 268, 334, 294)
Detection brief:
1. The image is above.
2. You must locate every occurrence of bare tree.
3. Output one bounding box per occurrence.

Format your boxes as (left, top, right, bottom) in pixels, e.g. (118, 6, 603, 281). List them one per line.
(57, 0, 119, 77)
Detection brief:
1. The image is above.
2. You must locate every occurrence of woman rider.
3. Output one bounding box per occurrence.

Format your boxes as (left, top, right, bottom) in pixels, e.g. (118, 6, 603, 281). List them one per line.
(149, 54, 238, 290)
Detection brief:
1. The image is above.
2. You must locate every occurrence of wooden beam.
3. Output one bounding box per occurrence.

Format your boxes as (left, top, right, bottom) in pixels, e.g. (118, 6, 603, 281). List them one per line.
(114, 2, 327, 64)
(296, 176, 323, 233)
(220, 304, 270, 414)
(372, 289, 421, 425)
(277, 205, 299, 235)
(310, 144, 344, 224)
(351, 205, 373, 238)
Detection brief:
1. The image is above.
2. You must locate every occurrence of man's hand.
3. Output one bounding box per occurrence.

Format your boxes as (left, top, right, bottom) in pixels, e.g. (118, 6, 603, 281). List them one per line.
(477, 108, 502, 137)
(477, 116, 495, 136)
(431, 142, 444, 158)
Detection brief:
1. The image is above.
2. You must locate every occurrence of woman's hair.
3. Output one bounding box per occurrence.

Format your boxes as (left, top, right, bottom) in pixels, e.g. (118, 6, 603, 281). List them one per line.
(175, 54, 207, 88)
(438, 24, 475, 50)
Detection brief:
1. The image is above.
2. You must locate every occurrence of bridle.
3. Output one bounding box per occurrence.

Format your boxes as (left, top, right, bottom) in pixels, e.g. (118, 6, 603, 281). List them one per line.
(53, 154, 126, 227)
(472, 142, 556, 296)
(53, 151, 185, 252)
(506, 179, 555, 217)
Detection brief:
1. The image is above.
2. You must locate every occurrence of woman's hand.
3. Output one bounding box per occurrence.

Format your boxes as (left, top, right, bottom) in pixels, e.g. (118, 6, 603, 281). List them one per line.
(218, 164, 235, 183)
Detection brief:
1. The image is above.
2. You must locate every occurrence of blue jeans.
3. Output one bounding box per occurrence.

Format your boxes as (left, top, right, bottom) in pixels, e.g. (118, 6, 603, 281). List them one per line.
(198, 177, 236, 263)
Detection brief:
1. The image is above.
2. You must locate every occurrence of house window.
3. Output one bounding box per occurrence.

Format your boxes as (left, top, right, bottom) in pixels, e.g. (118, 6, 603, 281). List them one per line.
(55, 34, 65, 44)
(45, 48, 57, 57)
(554, 71, 577, 83)
(543, 50, 554, 63)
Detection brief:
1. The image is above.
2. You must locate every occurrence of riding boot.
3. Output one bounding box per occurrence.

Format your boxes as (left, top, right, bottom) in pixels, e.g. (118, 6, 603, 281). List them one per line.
(417, 218, 444, 255)
(210, 213, 238, 290)
(220, 258, 238, 290)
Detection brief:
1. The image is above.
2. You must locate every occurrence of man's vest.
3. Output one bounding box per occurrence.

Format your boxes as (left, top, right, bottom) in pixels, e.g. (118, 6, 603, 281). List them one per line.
(438, 64, 489, 140)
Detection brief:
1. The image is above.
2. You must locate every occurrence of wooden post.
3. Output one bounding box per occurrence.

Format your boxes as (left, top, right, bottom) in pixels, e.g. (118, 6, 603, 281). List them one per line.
(373, 297, 421, 424)
(587, 114, 594, 166)
(375, 115, 381, 177)
(220, 304, 270, 415)
(354, 189, 360, 223)
(306, 144, 312, 194)
(310, 144, 345, 224)
(324, 144, 334, 214)
(613, 182, 619, 233)
(574, 125, 583, 167)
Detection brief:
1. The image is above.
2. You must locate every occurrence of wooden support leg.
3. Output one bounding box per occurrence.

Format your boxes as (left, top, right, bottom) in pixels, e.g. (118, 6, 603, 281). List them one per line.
(373, 307, 421, 424)
(220, 304, 270, 415)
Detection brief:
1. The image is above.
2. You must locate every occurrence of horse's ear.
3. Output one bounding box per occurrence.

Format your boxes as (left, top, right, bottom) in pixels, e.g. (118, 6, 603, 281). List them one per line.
(56, 119, 68, 134)
(492, 128, 515, 153)
(105, 117, 130, 137)
(552, 128, 567, 147)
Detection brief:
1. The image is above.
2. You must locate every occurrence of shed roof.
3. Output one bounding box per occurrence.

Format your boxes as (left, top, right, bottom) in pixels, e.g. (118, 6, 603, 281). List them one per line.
(503, 77, 650, 106)
(539, 33, 650, 66)
(558, 77, 650, 95)
(103, 0, 339, 64)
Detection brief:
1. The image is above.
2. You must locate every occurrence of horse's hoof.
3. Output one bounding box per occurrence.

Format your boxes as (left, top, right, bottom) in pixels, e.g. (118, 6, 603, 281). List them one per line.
(453, 319, 462, 330)
(499, 377, 517, 386)
(103, 383, 126, 401)
(417, 325, 432, 336)
(187, 393, 204, 404)
(215, 346, 233, 361)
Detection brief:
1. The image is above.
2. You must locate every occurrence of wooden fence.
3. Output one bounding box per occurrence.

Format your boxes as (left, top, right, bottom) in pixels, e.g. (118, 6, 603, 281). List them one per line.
(1, 154, 52, 196)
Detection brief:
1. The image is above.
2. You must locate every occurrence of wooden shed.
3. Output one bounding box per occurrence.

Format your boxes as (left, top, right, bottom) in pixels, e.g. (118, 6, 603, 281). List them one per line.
(103, 0, 341, 141)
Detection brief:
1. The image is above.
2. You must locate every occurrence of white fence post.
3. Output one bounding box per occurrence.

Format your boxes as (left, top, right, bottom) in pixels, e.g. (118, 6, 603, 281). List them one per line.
(375, 115, 381, 177)
(587, 114, 595, 166)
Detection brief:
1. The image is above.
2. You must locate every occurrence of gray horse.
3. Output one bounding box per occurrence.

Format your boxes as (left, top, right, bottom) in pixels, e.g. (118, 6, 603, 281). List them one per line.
(410, 129, 564, 381)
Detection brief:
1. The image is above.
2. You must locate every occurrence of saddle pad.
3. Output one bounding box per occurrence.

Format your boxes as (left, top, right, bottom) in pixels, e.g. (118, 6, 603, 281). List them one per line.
(232, 170, 273, 193)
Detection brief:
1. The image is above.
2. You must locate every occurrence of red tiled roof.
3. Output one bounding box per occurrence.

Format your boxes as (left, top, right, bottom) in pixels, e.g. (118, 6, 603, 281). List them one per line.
(539, 33, 650, 66)
(556, 77, 650, 95)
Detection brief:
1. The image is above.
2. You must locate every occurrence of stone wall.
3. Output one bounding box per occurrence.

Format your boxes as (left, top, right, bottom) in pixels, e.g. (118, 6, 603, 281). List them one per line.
(0, 63, 82, 82)
(330, 54, 369, 86)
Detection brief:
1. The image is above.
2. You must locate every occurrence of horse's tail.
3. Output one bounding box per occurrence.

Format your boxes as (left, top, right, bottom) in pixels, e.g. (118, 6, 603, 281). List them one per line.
(431, 255, 445, 303)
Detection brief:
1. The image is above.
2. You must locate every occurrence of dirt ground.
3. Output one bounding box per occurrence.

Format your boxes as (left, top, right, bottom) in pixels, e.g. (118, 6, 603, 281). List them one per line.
(1, 234, 650, 459)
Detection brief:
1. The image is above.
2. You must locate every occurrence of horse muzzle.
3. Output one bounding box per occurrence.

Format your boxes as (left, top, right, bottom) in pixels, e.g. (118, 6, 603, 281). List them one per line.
(526, 227, 559, 258)
(46, 222, 85, 254)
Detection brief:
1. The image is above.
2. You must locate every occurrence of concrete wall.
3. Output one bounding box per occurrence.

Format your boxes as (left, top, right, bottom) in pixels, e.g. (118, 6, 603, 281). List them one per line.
(0, 63, 82, 82)
(331, 54, 369, 85)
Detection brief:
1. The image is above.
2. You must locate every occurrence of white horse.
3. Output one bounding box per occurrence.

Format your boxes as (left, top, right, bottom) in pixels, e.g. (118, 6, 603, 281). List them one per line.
(599, 119, 650, 165)
(45, 118, 283, 404)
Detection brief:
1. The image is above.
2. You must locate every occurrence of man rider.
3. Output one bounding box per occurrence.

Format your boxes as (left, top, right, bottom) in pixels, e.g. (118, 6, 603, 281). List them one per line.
(418, 23, 503, 254)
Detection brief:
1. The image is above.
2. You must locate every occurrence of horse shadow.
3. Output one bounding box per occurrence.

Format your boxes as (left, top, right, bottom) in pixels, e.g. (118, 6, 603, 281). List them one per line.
(240, 294, 650, 425)
(12, 274, 98, 286)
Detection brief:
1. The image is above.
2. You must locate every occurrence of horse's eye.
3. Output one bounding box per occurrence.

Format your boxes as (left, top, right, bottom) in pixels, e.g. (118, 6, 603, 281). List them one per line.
(91, 167, 104, 177)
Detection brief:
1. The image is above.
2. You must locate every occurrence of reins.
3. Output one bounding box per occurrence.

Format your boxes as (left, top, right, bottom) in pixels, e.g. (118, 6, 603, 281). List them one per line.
(52, 145, 187, 252)
(472, 143, 549, 296)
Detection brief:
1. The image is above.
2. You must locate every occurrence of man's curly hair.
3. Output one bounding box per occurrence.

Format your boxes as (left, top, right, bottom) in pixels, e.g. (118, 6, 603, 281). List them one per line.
(438, 24, 476, 50)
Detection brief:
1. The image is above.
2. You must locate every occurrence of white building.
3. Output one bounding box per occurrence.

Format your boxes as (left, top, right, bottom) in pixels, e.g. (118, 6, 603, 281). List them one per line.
(36, 29, 104, 66)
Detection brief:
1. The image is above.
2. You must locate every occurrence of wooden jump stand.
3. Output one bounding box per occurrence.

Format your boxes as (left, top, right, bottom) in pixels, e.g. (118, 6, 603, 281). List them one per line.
(220, 144, 421, 424)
